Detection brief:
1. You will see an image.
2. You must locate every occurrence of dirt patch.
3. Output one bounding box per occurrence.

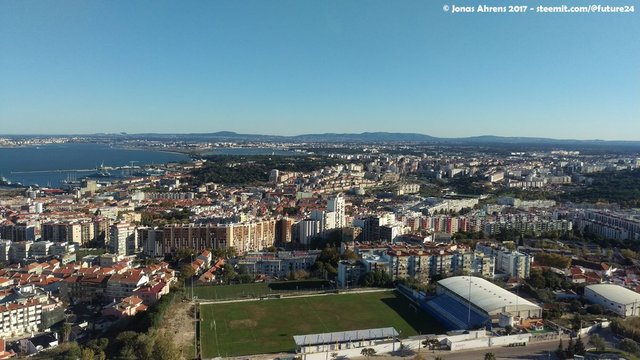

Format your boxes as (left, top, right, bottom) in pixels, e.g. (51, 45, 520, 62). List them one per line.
(229, 319, 258, 328)
(159, 299, 195, 360)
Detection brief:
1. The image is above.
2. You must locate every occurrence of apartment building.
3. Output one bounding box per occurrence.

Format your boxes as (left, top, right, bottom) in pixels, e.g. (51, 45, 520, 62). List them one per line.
(109, 223, 138, 256)
(160, 220, 276, 255)
(0, 299, 42, 338)
(576, 210, 640, 241)
(105, 272, 149, 300)
(235, 251, 321, 278)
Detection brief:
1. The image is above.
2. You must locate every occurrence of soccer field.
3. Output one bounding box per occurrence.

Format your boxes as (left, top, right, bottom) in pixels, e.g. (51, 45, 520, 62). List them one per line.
(200, 291, 444, 357)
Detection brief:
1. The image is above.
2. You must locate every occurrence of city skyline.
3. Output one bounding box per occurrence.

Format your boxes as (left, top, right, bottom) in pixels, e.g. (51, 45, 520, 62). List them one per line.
(1, 1, 639, 140)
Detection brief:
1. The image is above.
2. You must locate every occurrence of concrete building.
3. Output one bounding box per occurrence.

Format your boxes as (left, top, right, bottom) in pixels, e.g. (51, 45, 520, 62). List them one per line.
(275, 217, 294, 244)
(0, 299, 42, 338)
(109, 223, 138, 256)
(0, 241, 10, 263)
(160, 220, 276, 255)
(362, 216, 381, 242)
(327, 194, 346, 229)
(9, 241, 33, 264)
(584, 284, 640, 317)
(296, 219, 321, 245)
(41, 222, 83, 244)
(576, 210, 640, 241)
(236, 251, 321, 278)
(434, 276, 541, 322)
(496, 251, 532, 279)
(337, 260, 365, 288)
(138, 228, 163, 257)
(31, 241, 54, 258)
(0, 223, 36, 242)
(310, 210, 336, 234)
(294, 327, 399, 356)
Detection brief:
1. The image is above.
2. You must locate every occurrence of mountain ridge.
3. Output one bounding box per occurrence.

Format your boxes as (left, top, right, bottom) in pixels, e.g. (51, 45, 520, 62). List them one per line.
(2, 131, 639, 145)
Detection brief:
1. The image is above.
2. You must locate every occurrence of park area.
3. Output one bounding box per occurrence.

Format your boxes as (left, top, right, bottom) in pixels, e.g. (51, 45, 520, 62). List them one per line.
(199, 290, 444, 357)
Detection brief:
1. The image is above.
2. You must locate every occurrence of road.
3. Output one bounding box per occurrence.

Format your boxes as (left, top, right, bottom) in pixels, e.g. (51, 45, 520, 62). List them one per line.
(375, 337, 583, 360)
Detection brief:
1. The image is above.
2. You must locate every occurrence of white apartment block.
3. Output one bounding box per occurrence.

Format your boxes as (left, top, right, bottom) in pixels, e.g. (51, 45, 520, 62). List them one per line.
(0, 300, 42, 338)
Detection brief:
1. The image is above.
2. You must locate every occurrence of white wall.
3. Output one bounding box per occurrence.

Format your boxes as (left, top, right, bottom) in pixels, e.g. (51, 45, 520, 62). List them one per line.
(300, 340, 400, 360)
(489, 334, 531, 346)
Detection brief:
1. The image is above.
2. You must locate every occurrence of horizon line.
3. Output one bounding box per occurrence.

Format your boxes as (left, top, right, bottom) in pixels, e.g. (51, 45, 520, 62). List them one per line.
(1, 131, 640, 143)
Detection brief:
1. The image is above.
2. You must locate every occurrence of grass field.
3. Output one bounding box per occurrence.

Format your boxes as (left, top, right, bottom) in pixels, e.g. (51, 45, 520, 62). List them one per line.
(192, 280, 332, 300)
(200, 291, 444, 357)
(193, 282, 271, 300)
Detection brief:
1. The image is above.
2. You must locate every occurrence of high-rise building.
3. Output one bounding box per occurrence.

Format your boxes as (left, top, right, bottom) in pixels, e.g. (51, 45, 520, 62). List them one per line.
(310, 210, 336, 234)
(275, 217, 294, 244)
(138, 227, 164, 257)
(0, 223, 36, 242)
(296, 219, 320, 245)
(41, 222, 82, 243)
(109, 223, 138, 256)
(362, 216, 381, 242)
(496, 250, 532, 279)
(160, 220, 276, 255)
(327, 194, 346, 229)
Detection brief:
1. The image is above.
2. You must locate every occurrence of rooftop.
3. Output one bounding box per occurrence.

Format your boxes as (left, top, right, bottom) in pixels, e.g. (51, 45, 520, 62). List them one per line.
(586, 284, 640, 305)
(293, 327, 399, 347)
(438, 276, 540, 314)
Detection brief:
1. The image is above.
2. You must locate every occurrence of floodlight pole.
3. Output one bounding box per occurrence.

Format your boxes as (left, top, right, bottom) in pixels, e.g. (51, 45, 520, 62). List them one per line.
(467, 276, 472, 329)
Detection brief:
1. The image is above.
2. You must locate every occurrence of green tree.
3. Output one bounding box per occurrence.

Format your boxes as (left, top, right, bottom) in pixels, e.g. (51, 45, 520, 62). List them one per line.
(62, 323, 72, 343)
(621, 249, 637, 260)
(589, 334, 606, 352)
(504, 325, 513, 335)
(223, 263, 238, 283)
(534, 253, 571, 268)
(56, 342, 82, 360)
(81, 348, 95, 360)
(361, 348, 376, 358)
(620, 338, 640, 355)
(359, 268, 392, 287)
(342, 249, 358, 261)
(574, 336, 586, 356)
(527, 269, 546, 289)
(239, 273, 255, 284)
(572, 314, 583, 332)
(133, 333, 155, 360)
(118, 346, 137, 360)
(587, 304, 604, 315)
(566, 338, 574, 358)
(174, 247, 196, 263)
(114, 331, 139, 360)
(179, 263, 196, 282)
(556, 339, 565, 359)
(152, 331, 180, 360)
(484, 352, 496, 360)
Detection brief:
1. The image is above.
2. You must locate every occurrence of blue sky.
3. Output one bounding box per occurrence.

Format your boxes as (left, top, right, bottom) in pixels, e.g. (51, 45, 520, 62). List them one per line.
(1, 0, 638, 139)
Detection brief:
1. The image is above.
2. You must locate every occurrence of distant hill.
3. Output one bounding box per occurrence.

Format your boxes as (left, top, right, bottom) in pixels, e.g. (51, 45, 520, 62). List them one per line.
(3, 131, 640, 147)
(291, 132, 439, 142)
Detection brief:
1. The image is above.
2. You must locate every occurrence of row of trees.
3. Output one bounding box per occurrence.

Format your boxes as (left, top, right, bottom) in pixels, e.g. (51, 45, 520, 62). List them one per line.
(191, 155, 343, 185)
(611, 317, 640, 343)
(37, 291, 182, 360)
(310, 246, 357, 279)
(556, 336, 587, 359)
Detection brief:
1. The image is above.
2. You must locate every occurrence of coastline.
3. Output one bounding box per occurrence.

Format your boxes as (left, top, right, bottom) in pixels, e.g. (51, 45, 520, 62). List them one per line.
(0, 143, 191, 187)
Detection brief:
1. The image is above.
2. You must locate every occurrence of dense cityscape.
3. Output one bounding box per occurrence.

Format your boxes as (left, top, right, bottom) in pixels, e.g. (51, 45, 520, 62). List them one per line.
(0, 135, 639, 360)
(2, 0, 638, 359)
